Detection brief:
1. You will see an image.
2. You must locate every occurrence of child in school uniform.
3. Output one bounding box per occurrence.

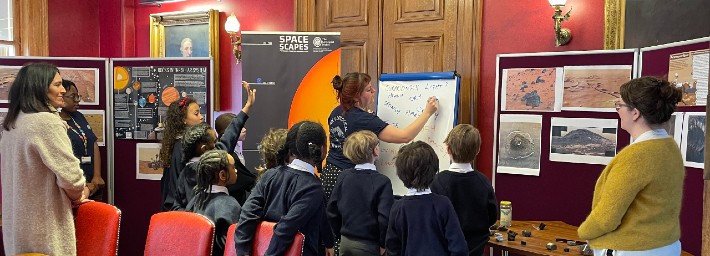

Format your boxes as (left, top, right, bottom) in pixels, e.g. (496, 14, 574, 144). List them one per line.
(431, 124, 498, 256)
(173, 122, 218, 210)
(215, 112, 257, 205)
(186, 149, 241, 256)
(327, 130, 393, 256)
(160, 82, 255, 211)
(386, 141, 468, 256)
(235, 121, 334, 256)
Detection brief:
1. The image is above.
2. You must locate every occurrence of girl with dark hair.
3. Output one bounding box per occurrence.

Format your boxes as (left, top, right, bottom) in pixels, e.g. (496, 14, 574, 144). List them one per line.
(186, 149, 240, 256)
(59, 79, 104, 200)
(323, 73, 439, 201)
(214, 112, 257, 205)
(160, 81, 256, 211)
(579, 77, 684, 255)
(236, 121, 334, 256)
(1, 63, 88, 255)
(172, 122, 218, 210)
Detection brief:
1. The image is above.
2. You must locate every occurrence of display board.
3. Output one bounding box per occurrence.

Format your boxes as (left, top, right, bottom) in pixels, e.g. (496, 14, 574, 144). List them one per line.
(376, 72, 459, 195)
(494, 41, 708, 254)
(109, 58, 213, 256)
(113, 65, 209, 140)
(638, 37, 709, 254)
(493, 48, 638, 239)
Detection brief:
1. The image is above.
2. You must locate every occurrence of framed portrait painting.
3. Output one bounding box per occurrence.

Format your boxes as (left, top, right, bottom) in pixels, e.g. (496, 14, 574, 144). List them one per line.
(150, 9, 221, 109)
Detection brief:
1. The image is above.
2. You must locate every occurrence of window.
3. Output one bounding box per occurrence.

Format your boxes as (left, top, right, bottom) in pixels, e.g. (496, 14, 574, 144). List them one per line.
(0, 0, 15, 56)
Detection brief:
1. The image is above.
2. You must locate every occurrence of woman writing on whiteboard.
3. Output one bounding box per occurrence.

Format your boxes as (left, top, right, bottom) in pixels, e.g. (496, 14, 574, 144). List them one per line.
(322, 72, 439, 201)
(59, 79, 104, 200)
(578, 77, 684, 255)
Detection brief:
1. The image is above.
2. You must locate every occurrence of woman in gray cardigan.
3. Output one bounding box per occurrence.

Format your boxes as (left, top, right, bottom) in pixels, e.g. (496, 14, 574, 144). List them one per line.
(1, 63, 89, 255)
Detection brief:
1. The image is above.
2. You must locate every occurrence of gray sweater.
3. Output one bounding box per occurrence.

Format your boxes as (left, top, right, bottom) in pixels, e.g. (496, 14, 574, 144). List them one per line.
(1, 111, 86, 255)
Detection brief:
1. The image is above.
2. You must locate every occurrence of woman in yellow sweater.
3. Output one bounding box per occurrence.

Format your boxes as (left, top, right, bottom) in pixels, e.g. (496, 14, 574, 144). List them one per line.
(578, 77, 684, 255)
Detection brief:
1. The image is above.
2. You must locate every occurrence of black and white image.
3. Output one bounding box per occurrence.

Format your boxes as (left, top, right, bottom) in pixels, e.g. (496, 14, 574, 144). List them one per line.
(497, 114, 542, 176)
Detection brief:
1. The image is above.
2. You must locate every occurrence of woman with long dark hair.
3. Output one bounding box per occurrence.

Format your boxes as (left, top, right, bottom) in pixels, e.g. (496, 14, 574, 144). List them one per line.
(1, 63, 88, 255)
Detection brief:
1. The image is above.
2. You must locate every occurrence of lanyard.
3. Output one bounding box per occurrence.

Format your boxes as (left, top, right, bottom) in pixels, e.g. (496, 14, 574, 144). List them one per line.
(66, 116, 88, 155)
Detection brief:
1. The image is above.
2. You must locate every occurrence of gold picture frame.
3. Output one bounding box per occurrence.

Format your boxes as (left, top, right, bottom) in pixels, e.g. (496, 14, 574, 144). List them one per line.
(603, 0, 625, 49)
(149, 9, 221, 110)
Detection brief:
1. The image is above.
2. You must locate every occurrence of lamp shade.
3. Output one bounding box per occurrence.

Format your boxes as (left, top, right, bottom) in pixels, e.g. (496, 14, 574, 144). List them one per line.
(225, 14, 241, 33)
(548, 0, 567, 6)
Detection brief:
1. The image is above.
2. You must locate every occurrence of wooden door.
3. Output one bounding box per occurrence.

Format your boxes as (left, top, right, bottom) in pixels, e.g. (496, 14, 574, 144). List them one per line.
(381, 0, 457, 73)
(295, 0, 481, 125)
(309, 0, 381, 75)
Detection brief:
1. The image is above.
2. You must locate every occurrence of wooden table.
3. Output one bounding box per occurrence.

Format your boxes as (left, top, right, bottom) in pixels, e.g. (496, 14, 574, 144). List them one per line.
(487, 220, 694, 256)
(488, 221, 584, 256)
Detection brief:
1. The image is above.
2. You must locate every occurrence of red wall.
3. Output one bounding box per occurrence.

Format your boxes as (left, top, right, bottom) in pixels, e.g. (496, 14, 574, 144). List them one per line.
(478, 0, 605, 179)
(48, 0, 101, 57)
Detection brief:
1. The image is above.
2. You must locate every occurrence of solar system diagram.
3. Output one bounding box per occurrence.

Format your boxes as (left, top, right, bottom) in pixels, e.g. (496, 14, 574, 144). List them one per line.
(113, 66, 208, 140)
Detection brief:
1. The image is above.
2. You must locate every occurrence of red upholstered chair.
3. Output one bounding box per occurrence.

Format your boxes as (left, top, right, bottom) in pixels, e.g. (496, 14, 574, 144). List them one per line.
(144, 211, 215, 256)
(223, 223, 238, 256)
(74, 201, 122, 256)
(252, 221, 305, 256)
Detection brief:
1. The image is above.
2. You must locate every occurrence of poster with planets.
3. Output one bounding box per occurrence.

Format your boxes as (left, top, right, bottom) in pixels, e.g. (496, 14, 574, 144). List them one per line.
(113, 66, 208, 140)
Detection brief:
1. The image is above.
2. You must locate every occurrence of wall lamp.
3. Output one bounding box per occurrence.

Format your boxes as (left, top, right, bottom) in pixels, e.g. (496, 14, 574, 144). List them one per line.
(549, 0, 572, 47)
(224, 13, 242, 64)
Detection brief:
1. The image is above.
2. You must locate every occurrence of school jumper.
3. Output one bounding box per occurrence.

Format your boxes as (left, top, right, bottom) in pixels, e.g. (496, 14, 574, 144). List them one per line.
(1, 111, 86, 255)
(227, 150, 257, 205)
(431, 163, 498, 256)
(187, 185, 242, 256)
(326, 164, 393, 255)
(161, 111, 248, 211)
(172, 158, 199, 211)
(386, 191, 468, 256)
(235, 161, 334, 256)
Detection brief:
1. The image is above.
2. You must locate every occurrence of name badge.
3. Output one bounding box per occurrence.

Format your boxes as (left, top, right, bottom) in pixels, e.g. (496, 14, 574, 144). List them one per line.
(81, 156, 92, 164)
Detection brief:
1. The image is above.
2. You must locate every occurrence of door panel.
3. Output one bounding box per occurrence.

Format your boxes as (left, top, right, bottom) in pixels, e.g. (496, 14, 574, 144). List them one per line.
(383, 0, 457, 74)
(317, 0, 380, 75)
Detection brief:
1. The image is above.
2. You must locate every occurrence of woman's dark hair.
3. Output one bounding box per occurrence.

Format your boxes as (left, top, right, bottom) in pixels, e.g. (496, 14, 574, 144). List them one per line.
(295, 121, 327, 169)
(61, 79, 78, 92)
(181, 122, 214, 166)
(214, 113, 237, 137)
(2, 63, 59, 131)
(395, 141, 439, 191)
(332, 72, 371, 112)
(192, 149, 230, 211)
(159, 97, 197, 168)
(620, 77, 682, 124)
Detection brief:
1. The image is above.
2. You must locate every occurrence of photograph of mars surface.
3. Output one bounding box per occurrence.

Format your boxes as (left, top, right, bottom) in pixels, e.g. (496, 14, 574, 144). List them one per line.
(136, 143, 163, 180)
(549, 118, 618, 165)
(502, 67, 562, 111)
(0, 66, 21, 103)
(59, 67, 99, 105)
(497, 114, 542, 175)
(562, 65, 632, 110)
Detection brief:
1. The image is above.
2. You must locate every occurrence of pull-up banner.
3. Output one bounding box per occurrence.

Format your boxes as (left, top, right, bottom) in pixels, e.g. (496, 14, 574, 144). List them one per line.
(241, 31, 341, 172)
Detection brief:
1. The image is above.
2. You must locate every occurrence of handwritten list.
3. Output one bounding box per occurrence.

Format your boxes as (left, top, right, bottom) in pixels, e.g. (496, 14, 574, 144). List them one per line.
(376, 76, 459, 195)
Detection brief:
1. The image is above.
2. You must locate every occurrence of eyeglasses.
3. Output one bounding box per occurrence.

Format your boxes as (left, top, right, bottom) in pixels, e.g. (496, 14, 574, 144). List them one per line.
(63, 94, 82, 102)
(614, 102, 631, 111)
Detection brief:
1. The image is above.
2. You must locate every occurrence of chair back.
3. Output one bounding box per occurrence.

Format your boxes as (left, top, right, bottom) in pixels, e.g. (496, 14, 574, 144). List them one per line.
(144, 211, 215, 256)
(74, 201, 122, 256)
(223, 223, 238, 256)
(252, 221, 304, 256)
